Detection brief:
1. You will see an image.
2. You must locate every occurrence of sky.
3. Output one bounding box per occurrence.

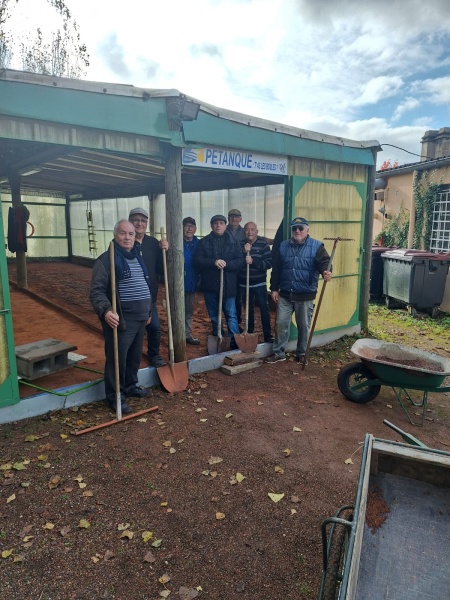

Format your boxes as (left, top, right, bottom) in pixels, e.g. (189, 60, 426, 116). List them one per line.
(6, 0, 450, 168)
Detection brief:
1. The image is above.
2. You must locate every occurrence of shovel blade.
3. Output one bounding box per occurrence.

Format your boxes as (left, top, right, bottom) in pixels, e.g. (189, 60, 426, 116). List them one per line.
(207, 334, 230, 355)
(157, 362, 189, 393)
(234, 332, 258, 353)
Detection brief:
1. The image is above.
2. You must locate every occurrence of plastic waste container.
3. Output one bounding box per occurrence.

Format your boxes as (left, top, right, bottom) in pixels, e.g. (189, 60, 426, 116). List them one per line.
(381, 249, 450, 317)
(370, 246, 394, 301)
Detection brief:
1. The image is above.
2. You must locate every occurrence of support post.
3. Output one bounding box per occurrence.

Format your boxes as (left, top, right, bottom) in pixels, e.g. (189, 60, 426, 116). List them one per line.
(9, 173, 27, 290)
(164, 144, 186, 362)
(361, 158, 377, 333)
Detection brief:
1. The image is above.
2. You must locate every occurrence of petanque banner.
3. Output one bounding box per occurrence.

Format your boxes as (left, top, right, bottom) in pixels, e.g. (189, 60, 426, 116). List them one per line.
(182, 147, 288, 176)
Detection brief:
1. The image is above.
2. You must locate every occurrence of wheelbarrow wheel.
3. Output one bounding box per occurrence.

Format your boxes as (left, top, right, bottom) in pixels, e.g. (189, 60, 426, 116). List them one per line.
(337, 362, 381, 404)
(322, 510, 352, 600)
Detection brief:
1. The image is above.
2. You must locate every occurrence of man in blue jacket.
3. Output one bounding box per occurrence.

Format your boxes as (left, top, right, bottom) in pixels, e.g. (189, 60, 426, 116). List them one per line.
(183, 216, 200, 345)
(267, 217, 332, 365)
(194, 214, 245, 350)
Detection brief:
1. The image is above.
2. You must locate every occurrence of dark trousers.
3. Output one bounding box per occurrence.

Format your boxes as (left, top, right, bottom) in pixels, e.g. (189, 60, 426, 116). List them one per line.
(239, 285, 273, 341)
(102, 319, 146, 405)
(146, 302, 161, 359)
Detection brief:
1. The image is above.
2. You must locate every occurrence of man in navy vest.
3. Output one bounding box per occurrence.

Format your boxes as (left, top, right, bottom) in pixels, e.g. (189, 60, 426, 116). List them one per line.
(267, 217, 331, 365)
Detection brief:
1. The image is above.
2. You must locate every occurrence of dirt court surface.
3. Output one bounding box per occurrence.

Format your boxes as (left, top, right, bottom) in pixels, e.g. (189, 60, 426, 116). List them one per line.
(2, 262, 450, 600)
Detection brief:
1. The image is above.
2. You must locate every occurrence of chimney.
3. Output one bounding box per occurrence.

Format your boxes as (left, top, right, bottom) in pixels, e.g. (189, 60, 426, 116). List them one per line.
(421, 128, 450, 161)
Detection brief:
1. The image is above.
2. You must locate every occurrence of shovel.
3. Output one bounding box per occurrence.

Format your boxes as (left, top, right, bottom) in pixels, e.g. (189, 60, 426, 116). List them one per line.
(234, 251, 258, 353)
(207, 268, 230, 355)
(156, 228, 189, 393)
(109, 241, 122, 421)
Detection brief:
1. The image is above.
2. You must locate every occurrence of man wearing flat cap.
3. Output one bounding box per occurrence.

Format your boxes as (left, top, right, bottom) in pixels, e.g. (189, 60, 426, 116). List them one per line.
(129, 207, 169, 368)
(183, 217, 200, 345)
(194, 214, 245, 350)
(226, 208, 246, 243)
(267, 217, 331, 365)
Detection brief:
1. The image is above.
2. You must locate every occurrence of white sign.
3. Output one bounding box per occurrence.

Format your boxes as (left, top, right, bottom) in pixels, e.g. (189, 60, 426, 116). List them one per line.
(182, 147, 287, 176)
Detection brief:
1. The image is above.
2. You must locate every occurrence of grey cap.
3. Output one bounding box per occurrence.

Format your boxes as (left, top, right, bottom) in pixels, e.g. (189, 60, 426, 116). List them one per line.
(210, 214, 227, 225)
(129, 207, 148, 219)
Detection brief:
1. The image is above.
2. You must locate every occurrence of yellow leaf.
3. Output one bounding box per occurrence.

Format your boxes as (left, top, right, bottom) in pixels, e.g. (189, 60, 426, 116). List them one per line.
(119, 530, 134, 539)
(291, 508, 298, 515)
(257, 401, 264, 405)
(216, 398, 224, 403)
(6, 493, 15, 503)
(48, 476, 61, 489)
(25, 435, 39, 442)
(13, 554, 25, 563)
(199, 418, 207, 422)
(22, 535, 33, 542)
(79, 482, 87, 489)
(235, 472, 245, 483)
(268, 492, 285, 503)
(283, 448, 291, 456)
(275, 466, 284, 474)
(386, 404, 393, 409)
(142, 530, 153, 543)
(91, 556, 100, 563)
(200, 383, 208, 388)
(37, 454, 48, 461)
(78, 519, 90, 529)
(344, 458, 353, 465)
(169, 448, 176, 454)
(152, 538, 163, 548)
(225, 413, 233, 418)
(159, 573, 171, 584)
(293, 426, 302, 432)
(82, 490, 94, 497)
(137, 418, 148, 422)
(208, 456, 223, 465)
(60, 434, 68, 439)
(160, 502, 168, 507)
(117, 523, 130, 531)
(160, 591, 171, 598)
(201, 470, 210, 476)
(162, 441, 172, 447)
(0, 463, 12, 470)
(43, 523, 55, 530)
(13, 462, 26, 471)
(43, 463, 51, 469)
(215, 512, 226, 520)
(210, 471, 218, 478)
(177, 439, 185, 444)
(1, 549, 13, 558)
(74, 475, 83, 482)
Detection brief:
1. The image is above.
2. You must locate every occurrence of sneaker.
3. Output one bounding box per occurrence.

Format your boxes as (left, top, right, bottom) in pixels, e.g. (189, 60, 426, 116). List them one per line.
(266, 354, 286, 364)
(125, 386, 151, 399)
(186, 336, 200, 345)
(148, 355, 167, 368)
(296, 355, 308, 366)
(108, 401, 133, 415)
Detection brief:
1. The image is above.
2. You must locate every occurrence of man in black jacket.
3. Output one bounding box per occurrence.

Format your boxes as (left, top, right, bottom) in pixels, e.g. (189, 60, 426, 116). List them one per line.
(129, 207, 168, 368)
(194, 214, 245, 350)
(89, 219, 152, 414)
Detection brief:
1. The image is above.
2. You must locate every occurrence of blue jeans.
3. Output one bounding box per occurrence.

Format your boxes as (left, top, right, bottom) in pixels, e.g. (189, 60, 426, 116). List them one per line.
(273, 296, 314, 357)
(203, 292, 240, 344)
(239, 284, 272, 341)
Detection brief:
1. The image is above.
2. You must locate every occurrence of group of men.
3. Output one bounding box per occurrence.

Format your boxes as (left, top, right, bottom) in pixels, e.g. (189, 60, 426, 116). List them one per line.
(90, 206, 331, 414)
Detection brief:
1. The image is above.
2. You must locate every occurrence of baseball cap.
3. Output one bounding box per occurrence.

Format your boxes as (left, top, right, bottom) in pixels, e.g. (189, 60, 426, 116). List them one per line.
(129, 207, 148, 219)
(183, 216, 196, 226)
(228, 208, 242, 217)
(210, 214, 227, 225)
(290, 217, 309, 228)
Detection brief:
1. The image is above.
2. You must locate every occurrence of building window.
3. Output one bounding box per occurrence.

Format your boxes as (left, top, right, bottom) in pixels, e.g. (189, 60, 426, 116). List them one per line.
(430, 188, 450, 252)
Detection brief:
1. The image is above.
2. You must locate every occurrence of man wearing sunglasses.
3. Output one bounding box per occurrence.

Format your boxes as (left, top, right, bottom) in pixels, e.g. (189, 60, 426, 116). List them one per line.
(267, 217, 332, 365)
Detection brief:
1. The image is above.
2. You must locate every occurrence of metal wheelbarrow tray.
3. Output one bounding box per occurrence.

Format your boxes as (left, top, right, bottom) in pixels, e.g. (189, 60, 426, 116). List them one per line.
(337, 339, 450, 425)
(318, 434, 450, 600)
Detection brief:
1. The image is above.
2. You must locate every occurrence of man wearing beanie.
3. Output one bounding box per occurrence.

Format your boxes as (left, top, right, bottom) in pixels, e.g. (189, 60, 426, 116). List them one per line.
(194, 215, 245, 350)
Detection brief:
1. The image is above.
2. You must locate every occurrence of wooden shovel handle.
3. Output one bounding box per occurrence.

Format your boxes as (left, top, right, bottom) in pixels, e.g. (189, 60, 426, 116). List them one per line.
(160, 227, 174, 364)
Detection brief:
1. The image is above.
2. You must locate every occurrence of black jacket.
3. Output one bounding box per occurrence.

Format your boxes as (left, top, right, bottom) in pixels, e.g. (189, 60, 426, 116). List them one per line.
(89, 249, 152, 330)
(134, 235, 163, 300)
(194, 231, 245, 298)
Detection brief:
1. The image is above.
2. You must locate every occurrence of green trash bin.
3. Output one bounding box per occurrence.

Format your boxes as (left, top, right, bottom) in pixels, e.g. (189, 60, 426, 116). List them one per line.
(381, 249, 450, 317)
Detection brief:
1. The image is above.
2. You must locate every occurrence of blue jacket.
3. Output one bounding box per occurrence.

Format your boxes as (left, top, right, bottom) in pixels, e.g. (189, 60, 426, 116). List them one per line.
(271, 236, 329, 300)
(184, 236, 199, 292)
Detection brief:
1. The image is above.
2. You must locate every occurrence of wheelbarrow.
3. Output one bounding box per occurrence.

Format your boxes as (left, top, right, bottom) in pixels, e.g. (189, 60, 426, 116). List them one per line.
(337, 338, 450, 426)
(318, 426, 450, 600)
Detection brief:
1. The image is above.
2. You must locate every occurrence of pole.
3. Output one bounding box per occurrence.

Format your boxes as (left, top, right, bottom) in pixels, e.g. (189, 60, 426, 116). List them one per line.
(109, 242, 122, 421)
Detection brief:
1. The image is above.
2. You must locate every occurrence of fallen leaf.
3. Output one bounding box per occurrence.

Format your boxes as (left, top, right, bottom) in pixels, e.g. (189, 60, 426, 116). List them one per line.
(386, 404, 393, 409)
(82, 490, 94, 497)
(143, 551, 156, 563)
(37, 454, 48, 461)
(1, 549, 13, 558)
(160, 591, 171, 598)
(159, 573, 171, 584)
(103, 550, 115, 561)
(274, 466, 284, 474)
(216, 399, 224, 403)
(24, 435, 39, 442)
(293, 426, 302, 432)
(0, 463, 12, 470)
(19, 525, 33, 537)
(43, 522, 55, 530)
(225, 413, 233, 419)
(291, 508, 298, 515)
(21, 482, 30, 488)
(137, 418, 148, 422)
(142, 530, 153, 543)
(163, 441, 172, 447)
(291, 495, 300, 503)
(169, 448, 176, 454)
(78, 519, 90, 529)
(215, 512, 226, 520)
(117, 523, 130, 531)
(268, 492, 285, 503)
(178, 586, 199, 599)
(13, 462, 26, 471)
(235, 472, 245, 483)
(60, 434, 68, 439)
(160, 502, 168, 507)
(208, 456, 223, 465)
(344, 458, 353, 465)
(74, 475, 83, 482)
(152, 538, 163, 548)
(199, 418, 207, 422)
(6, 493, 15, 503)
(283, 448, 291, 457)
(91, 556, 100, 563)
(48, 476, 62, 489)
(257, 401, 264, 405)
(78, 482, 87, 489)
(59, 526, 71, 536)
(120, 530, 134, 540)
(13, 554, 25, 563)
